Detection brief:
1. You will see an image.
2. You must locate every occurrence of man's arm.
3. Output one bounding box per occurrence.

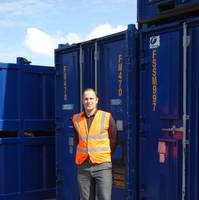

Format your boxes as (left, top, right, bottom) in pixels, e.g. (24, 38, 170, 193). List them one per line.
(72, 120, 79, 146)
(108, 114, 117, 155)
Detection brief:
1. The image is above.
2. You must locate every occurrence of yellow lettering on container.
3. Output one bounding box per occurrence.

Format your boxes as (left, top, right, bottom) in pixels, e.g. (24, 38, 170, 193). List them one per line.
(63, 65, 67, 101)
(118, 54, 123, 96)
(152, 50, 157, 111)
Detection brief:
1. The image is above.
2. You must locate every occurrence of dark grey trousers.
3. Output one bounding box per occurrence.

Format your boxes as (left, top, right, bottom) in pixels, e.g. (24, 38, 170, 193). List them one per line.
(77, 162, 112, 200)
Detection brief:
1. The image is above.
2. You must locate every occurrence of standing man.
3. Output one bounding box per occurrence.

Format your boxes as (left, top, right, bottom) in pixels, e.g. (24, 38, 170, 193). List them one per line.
(72, 88, 117, 200)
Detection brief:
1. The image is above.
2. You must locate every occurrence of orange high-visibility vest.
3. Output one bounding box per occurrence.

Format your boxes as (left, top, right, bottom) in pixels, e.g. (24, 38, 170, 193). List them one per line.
(72, 110, 111, 165)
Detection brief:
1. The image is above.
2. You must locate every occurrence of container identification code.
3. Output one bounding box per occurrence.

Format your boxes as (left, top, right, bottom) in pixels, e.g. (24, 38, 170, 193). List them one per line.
(63, 65, 67, 101)
(152, 49, 157, 112)
(118, 54, 123, 96)
(149, 36, 160, 112)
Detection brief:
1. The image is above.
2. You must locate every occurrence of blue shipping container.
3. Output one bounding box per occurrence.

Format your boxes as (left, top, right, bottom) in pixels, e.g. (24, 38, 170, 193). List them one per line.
(55, 25, 139, 200)
(0, 137, 55, 200)
(0, 58, 56, 200)
(139, 16, 199, 200)
(137, 0, 199, 24)
(0, 57, 55, 133)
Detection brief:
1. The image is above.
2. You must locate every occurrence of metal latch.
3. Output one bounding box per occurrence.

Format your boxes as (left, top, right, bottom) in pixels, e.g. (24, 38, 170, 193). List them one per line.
(162, 125, 183, 135)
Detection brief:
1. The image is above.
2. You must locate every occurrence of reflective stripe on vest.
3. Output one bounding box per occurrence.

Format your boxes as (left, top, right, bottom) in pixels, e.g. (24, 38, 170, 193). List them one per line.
(100, 111, 106, 132)
(75, 113, 80, 131)
(77, 146, 111, 153)
(79, 132, 109, 141)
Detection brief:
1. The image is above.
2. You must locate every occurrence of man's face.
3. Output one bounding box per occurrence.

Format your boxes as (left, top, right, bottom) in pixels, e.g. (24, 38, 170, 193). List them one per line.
(83, 90, 98, 114)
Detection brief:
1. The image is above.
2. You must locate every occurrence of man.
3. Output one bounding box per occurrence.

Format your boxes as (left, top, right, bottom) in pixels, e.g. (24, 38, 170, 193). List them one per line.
(72, 88, 117, 200)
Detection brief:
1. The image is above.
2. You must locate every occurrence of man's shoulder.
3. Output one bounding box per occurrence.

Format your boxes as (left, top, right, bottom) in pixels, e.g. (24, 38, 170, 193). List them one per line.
(72, 112, 84, 118)
(98, 110, 112, 119)
(98, 109, 110, 114)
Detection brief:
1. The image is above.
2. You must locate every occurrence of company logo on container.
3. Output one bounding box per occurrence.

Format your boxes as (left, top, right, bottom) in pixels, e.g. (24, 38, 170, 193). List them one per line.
(149, 36, 160, 49)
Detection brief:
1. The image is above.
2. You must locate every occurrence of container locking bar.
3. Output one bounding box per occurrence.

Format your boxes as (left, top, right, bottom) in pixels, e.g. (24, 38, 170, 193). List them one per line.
(161, 125, 183, 134)
(94, 41, 98, 93)
(79, 44, 83, 112)
(182, 22, 188, 200)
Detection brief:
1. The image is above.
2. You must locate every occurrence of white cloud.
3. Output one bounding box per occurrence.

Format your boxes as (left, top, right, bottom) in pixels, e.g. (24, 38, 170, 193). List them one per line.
(24, 24, 127, 56)
(61, 33, 82, 45)
(24, 28, 56, 56)
(87, 24, 126, 40)
(24, 28, 83, 56)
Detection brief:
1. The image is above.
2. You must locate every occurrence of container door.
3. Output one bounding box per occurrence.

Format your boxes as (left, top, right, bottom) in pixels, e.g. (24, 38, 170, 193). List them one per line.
(187, 19, 199, 200)
(140, 25, 184, 200)
(97, 25, 138, 200)
(55, 47, 80, 200)
(55, 25, 138, 200)
(55, 44, 96, 200)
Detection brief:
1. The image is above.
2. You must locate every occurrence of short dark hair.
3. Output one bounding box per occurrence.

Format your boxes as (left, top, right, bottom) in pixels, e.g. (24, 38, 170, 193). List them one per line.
(83, 88, 97, 97)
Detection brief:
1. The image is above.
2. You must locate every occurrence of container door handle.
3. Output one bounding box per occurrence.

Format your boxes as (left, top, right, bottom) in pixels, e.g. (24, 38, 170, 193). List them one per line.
(161, 125, 183, 134)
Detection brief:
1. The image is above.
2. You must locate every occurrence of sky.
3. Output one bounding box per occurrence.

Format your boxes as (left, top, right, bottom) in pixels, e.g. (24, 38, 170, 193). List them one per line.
(0, 0, 137, 66)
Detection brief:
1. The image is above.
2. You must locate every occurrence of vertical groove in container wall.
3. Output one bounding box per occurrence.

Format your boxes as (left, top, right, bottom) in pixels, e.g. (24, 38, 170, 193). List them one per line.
(139, 16, 199, 200)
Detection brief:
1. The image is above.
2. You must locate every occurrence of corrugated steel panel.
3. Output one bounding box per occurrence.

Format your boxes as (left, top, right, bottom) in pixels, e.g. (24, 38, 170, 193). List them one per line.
(55, 41, 83, 200)
(0, 57, 55, 133)
(0, 57, 56, 200)
(55, 25, 139, 200)
(0, 137, 56, 200)
(139, 16, 199, 200)
(187, 17, 199, 200)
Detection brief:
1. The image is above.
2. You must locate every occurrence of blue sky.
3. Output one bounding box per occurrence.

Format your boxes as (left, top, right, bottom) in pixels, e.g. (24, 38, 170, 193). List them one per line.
(0, 0, 137, 66)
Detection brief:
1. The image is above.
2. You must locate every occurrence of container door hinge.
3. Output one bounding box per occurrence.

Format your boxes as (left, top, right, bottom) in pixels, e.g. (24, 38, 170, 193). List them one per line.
(56, 71, 60, 76)
(126, 55, 132, 64)
(139, 118, 149, 137)
(140, 56, 148, 71)
(184, 140, 189, 145)
(126, 55, 134, 70)
(56, 173, 64, 184)
(55, 64, 61, 76)
(183, 36, 190, 47)
(56, 122, 64, 130)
